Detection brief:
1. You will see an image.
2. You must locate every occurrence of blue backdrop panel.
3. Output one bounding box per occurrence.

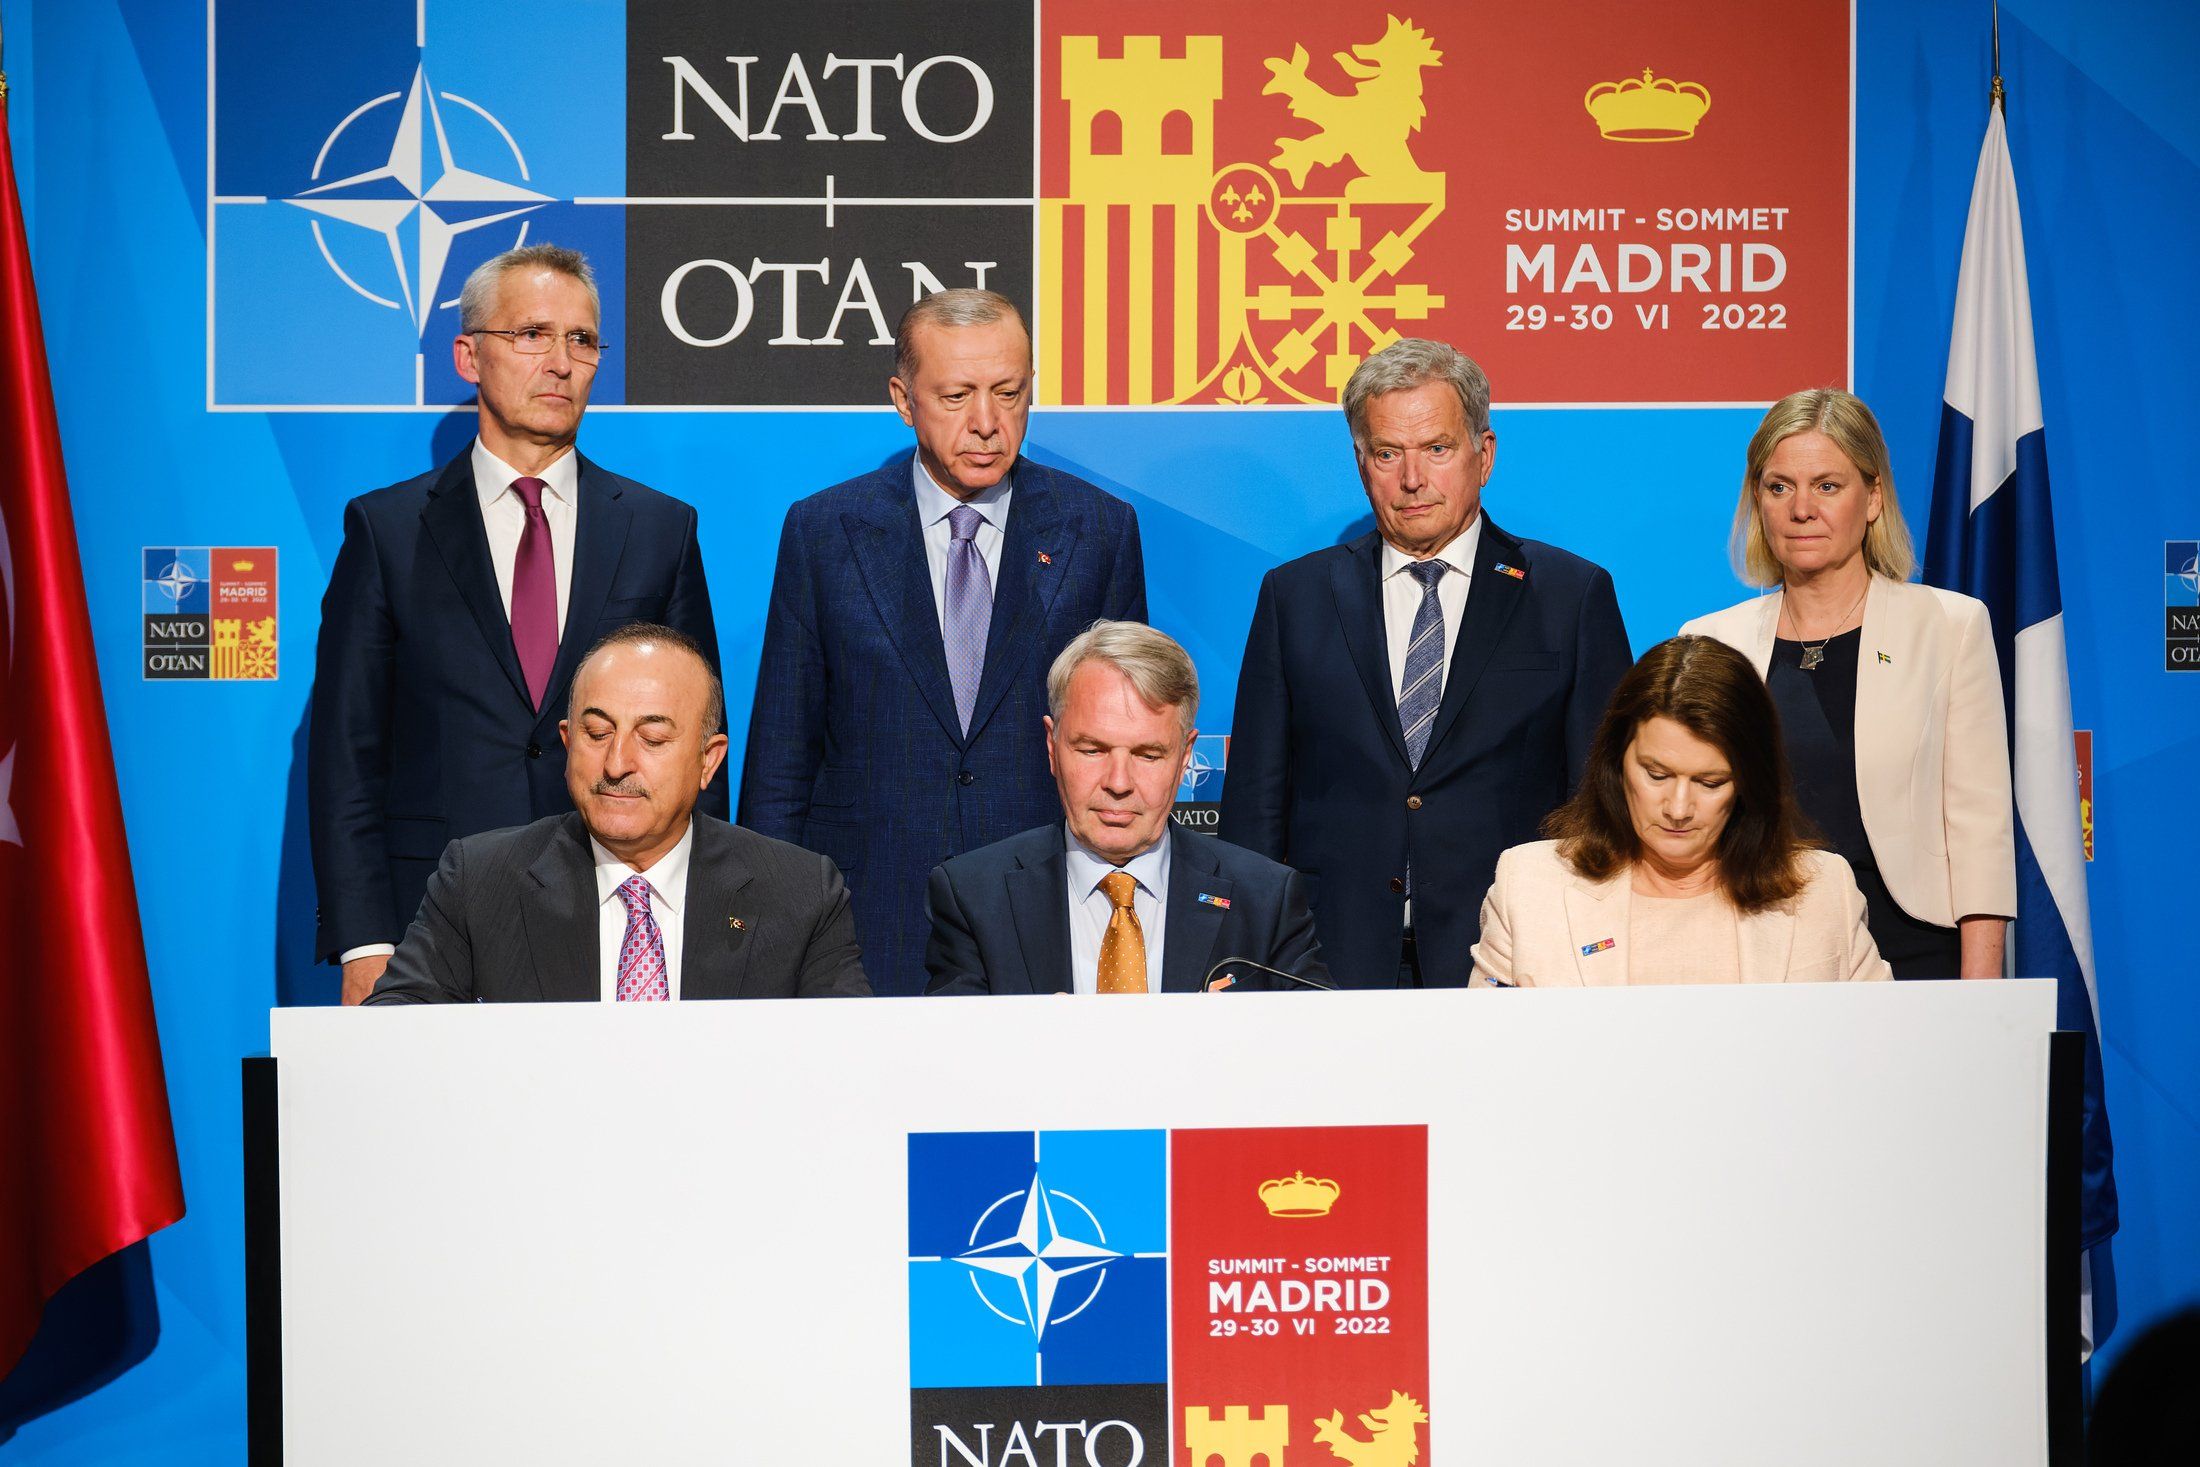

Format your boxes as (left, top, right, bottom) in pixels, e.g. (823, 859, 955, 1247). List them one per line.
(3, 0, 2196, 1460)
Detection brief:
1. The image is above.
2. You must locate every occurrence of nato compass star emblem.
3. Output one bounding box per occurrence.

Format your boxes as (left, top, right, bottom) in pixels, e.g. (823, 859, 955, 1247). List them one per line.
(151, 559, 203, 607)
(286, 63, 550, 336)
(956, 1174, 1122, 1341)
(1181, 746, 1219, 795)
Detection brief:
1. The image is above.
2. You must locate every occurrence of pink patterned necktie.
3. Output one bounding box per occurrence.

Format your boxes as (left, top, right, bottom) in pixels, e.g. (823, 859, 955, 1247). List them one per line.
(614, 875, 670, 1002)
(509, 476, 559, 708)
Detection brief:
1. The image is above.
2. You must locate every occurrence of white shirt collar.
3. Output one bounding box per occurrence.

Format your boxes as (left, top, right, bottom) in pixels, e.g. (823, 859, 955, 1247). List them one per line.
(1062, 820, 1173, 904)
(1379, 511, 1482, 583)
(473, 438, 578, 511)
(590, 818, 696, 915)
(913, 454, 1012, 531)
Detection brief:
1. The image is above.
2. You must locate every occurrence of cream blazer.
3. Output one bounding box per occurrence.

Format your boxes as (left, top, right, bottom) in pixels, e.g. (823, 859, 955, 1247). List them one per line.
(1467, 841, 1891, 986)
(1680, 576, 2017, 928)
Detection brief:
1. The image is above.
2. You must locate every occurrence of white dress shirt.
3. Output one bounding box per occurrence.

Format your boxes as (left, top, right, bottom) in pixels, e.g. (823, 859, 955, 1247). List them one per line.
(1063, 825, 1172, 995)
(592, 819, 695, 1001)
(473, 438, 578, 633)
(338, 441, 584, 968)
(913, 457, 1010, 633)
(1380, 515, 1479, 930)
(1379, 514, 1481, 700)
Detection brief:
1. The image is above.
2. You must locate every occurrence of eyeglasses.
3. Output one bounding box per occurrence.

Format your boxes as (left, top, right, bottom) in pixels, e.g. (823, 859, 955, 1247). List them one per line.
(473, 327, 608, 363)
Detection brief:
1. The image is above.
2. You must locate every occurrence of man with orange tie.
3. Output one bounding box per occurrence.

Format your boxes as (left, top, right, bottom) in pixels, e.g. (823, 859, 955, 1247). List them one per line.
(309, 244, 721, 1004)
(922, 622, 1329, 995)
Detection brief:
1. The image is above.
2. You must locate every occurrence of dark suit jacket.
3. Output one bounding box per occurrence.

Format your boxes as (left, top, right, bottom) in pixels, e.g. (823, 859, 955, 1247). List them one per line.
(1219, 517, 1631, 988)
(738, 451, 1145, 997)
(310, 449, 723, 962)
(923, 823, 1330, 995)
(365, 813, 870, 1003)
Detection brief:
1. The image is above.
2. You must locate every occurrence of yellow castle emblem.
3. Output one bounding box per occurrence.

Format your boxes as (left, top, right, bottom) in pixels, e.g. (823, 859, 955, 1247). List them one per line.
(1042, 16, 1449, 406)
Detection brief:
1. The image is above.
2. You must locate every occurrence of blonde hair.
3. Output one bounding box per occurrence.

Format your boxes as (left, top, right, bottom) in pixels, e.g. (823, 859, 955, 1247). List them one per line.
(1730, 389, 1916, 587)
(1047, 620, 1199, 738)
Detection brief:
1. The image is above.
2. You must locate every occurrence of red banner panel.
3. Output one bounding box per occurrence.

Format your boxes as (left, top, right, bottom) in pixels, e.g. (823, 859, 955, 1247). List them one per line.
(1040, 0, 1849, 406)
(1171, 1125, 1430, 1465)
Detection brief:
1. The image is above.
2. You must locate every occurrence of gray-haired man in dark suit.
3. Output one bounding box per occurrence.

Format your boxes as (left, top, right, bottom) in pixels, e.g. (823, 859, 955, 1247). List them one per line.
(369, 624, 869, 1004)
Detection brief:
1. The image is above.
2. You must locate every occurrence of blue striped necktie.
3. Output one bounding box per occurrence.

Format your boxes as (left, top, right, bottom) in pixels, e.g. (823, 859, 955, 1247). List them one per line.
(1398, 560, 1449, 768)
(943, 504, 991, 734)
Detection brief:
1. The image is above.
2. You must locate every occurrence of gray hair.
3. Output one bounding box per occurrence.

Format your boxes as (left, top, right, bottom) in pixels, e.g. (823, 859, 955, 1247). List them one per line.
(1047, 620, 1199, 739)
(894, 288, 1028, 381)
(1342, 338, 1493, 448)
(568, 622, 724, 737)
(457, 244, 601, 334)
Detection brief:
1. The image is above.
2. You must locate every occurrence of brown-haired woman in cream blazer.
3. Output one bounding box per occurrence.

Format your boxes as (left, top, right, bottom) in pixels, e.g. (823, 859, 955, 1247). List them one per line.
(1469, 636, 1888, 987)
(1681, 390, 2015, 979)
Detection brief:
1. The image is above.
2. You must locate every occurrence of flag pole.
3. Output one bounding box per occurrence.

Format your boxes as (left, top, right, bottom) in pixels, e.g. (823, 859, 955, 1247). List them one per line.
(1988, 3, 2006, 112)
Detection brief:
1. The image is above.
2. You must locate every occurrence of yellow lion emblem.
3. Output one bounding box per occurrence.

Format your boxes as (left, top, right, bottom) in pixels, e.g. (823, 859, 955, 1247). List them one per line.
(1312, 1388, 1429, 1467)
(1263, 16, 1445, 202)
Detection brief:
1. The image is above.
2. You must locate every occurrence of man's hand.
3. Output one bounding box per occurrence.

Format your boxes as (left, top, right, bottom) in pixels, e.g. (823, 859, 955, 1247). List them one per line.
(342, 953, 391, 1005)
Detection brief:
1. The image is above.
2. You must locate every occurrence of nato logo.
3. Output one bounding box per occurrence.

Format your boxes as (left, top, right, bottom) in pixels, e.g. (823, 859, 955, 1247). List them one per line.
(2168, 542, 2200, 607)
(907, 1130, 1166, 1389)
(1176, 734, 1229, 805)
(210, 0, 625, 408)
(143, 549, 211, 614)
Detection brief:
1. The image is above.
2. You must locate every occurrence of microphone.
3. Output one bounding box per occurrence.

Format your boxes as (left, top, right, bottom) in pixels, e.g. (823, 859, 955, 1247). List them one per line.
(1201, 955, 1337, 993)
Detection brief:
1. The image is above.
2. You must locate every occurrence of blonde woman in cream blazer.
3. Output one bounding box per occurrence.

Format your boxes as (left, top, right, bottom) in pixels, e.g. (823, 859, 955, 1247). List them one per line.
(1469, 636, 1891, 988)
(1682, 390, 2015, 978)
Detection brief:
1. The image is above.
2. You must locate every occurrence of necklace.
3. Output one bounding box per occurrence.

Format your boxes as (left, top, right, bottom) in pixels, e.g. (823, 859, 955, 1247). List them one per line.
(1782, 581, 1869, 671)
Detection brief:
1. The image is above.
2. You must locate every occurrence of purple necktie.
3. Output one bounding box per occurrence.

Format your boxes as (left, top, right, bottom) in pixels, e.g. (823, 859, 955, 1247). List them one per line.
(614, 875, 670, 1002)
(943, 505, 991, 734)
(509, 476, 559, 708)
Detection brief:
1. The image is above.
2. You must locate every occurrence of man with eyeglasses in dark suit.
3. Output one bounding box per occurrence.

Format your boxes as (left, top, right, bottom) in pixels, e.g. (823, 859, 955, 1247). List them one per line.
(310, 243, 723, 1003)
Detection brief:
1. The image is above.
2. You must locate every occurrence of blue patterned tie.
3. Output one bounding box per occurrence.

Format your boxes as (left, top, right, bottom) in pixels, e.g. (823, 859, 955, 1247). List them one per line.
(1398, 560, 1449, 768)
(943, 505, 992, 734)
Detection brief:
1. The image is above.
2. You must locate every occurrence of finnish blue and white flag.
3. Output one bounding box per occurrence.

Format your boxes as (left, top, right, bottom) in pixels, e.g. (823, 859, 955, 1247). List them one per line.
(1924, 102, 2118, 1352)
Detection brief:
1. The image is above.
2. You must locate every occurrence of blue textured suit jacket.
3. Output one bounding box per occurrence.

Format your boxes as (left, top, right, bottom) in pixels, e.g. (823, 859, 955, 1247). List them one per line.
(739, 451, 1145, 996)
(1218, 516, 1631, 988)
(309, 450, 722, 962)
(922, 823, 1330, 994)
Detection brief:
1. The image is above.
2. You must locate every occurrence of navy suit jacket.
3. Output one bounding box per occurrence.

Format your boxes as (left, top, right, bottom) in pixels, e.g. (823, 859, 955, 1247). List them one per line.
(739, 451, 1145, 996)
(309, 449, 723, 962)
(1218, 517, 1631, 988)
(923, 824, 1330, 995)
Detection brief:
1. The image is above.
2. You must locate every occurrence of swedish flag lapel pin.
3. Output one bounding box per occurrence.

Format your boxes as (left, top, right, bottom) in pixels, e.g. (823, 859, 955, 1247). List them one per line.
(1876, 651, 1892, 664)
(1494, 562, 1527, 580)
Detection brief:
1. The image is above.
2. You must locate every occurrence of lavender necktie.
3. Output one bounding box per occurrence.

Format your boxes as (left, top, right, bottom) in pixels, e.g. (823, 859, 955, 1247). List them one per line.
(509, 477, 559, 708)
(614, 874, 670, 1002)
(943, 505, 991, 734)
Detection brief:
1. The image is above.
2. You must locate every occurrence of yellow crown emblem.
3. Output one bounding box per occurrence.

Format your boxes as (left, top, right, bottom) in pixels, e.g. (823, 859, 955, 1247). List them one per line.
(1258, 1170, 1340, 1218)
(1583, 68, 1711, 142)
(231, 559, 256, 571)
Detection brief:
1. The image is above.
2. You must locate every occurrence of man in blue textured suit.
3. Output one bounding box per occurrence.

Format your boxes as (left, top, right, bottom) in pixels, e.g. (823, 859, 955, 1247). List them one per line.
(925, 622, 1328, 996)
(311, 244, 721, 1004)
(741, 290, 1146, 996)
(1219, 339, 1632, 989)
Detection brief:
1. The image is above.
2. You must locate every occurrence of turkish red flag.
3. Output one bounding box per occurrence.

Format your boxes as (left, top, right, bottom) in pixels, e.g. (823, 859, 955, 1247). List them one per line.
(0, 104, 186, 1377)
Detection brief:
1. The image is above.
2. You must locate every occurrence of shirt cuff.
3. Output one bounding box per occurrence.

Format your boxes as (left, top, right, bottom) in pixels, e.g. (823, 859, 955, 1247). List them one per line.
(339, 944, 397, 964)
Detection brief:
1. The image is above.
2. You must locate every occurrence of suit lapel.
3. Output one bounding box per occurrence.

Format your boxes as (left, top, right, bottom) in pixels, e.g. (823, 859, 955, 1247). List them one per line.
(1332, 535, 1411, 768)
(538, 454, 632, 721)
(1563, 869, 1629, 987)
(845, 471, 964, 743)
(680, 819, 757, 999)
(1422, 516, 1528, 764)
(1161, 828, 1231, 992)
(1737, 900, 1797, 984)
(1852, 576, 1912, 806)
(1006, 828, 1074, 994)
(966, 465, 1073, 742)
(1742, 590, 1782, 676)
(421, 453, 532, 710)
(521, 815, 601, 1001)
